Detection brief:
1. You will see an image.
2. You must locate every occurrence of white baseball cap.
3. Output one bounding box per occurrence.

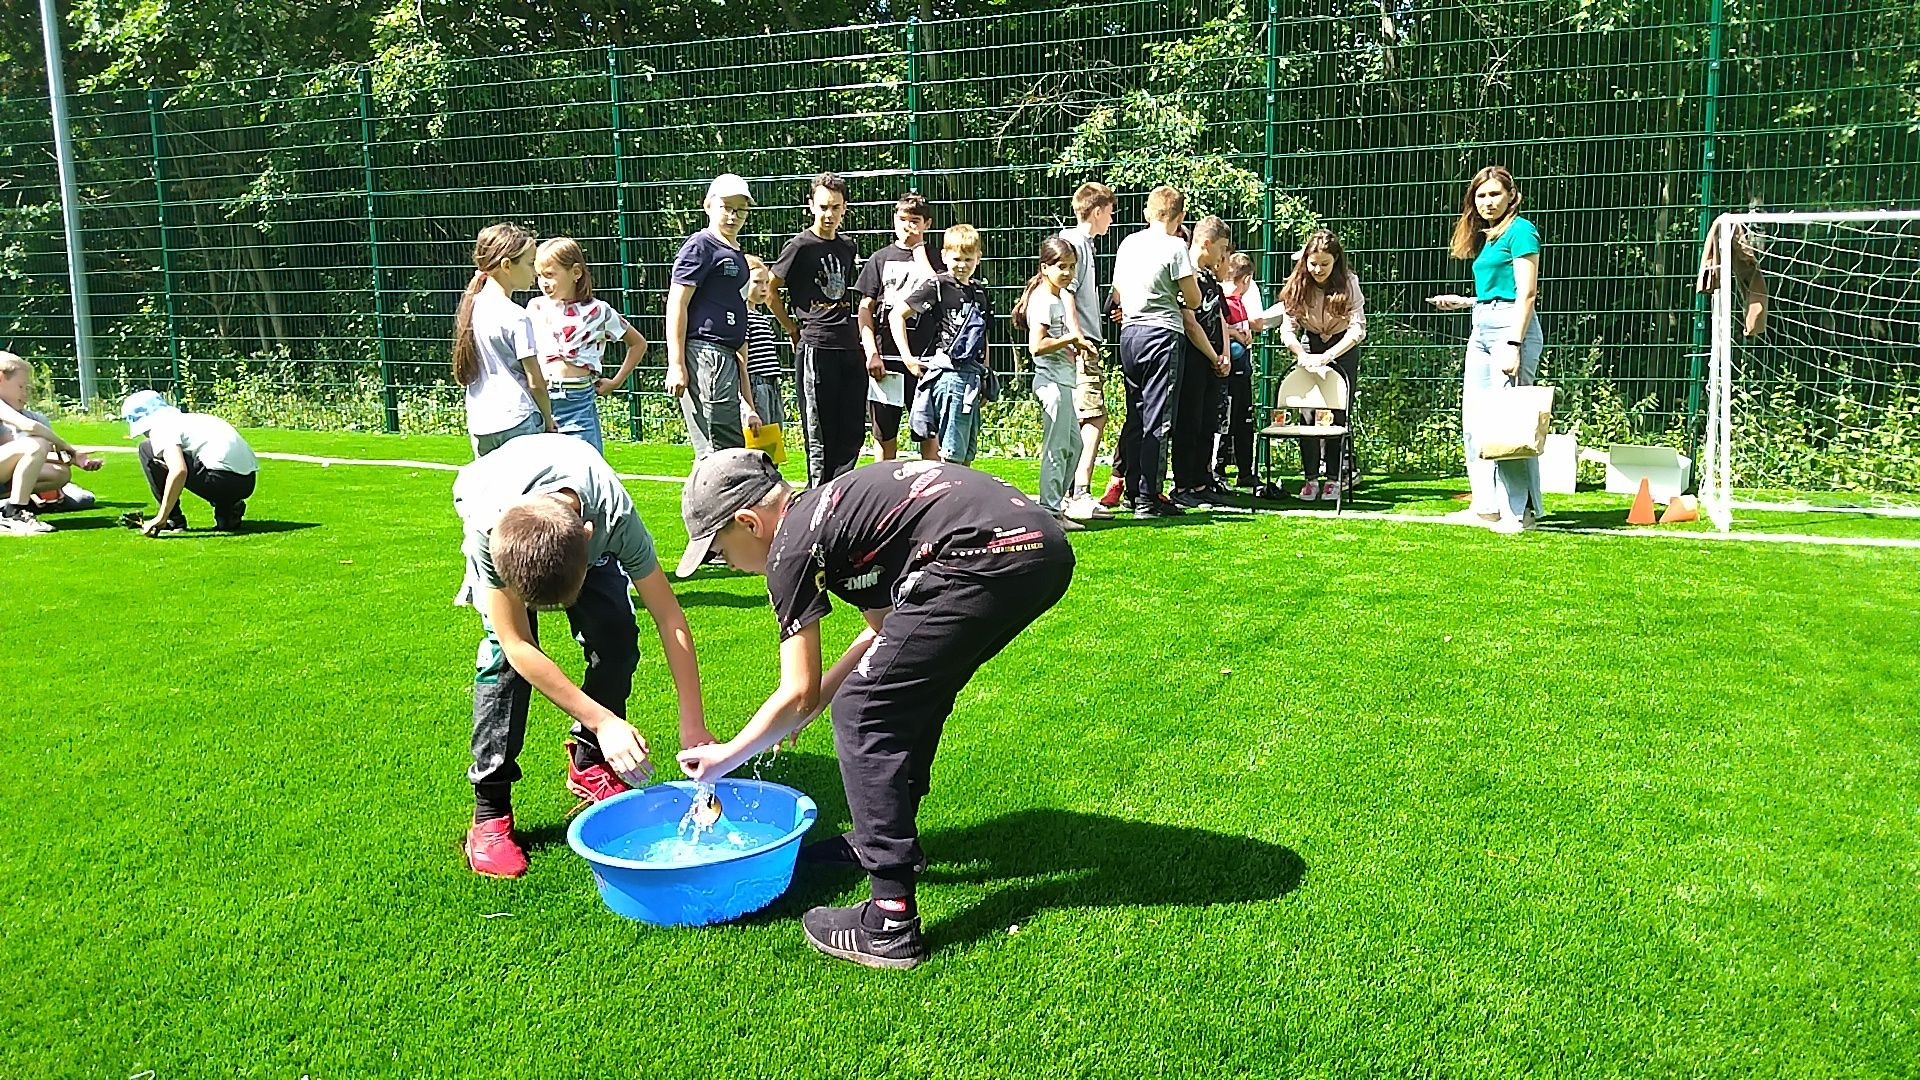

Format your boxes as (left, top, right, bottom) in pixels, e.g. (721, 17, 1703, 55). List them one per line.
(705, 173, 755, 205)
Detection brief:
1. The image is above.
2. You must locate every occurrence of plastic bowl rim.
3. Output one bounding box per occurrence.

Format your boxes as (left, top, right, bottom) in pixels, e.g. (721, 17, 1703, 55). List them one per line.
(566, 778, 819, 873)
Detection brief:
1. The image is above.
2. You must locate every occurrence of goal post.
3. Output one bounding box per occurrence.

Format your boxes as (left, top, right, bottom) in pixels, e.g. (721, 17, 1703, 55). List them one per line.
(1702, 209, 1920, 531)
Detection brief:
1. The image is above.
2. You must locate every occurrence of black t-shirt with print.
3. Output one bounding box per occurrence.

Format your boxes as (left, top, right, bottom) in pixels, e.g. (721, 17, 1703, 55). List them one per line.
(772, 230, 861, 352)
(764, 460, 1068, 640)
(854, 243, 946, 363)
(901, 273, 993, 368)
(1188, 266, 1225, 361)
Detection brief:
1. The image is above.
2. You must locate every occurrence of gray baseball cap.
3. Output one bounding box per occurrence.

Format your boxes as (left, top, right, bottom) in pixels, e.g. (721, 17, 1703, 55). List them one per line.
(676, 448, 784, 577)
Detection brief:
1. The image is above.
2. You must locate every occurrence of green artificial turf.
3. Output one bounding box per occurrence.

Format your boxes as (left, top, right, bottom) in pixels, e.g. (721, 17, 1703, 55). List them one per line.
(3, 427, 1917, 1078)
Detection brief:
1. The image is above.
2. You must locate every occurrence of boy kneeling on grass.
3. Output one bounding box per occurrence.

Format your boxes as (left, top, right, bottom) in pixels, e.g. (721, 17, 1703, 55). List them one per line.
(674, 449, 1075, 969)
(454, 432, 713, 878)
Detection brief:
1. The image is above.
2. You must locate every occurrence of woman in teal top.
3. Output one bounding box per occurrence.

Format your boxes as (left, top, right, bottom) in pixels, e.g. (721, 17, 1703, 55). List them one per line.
(1427, 165, 1544, 533)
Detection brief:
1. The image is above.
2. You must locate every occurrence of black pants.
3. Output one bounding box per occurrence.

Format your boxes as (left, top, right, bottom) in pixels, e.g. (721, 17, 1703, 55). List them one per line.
(469, 556, 637, 818)
(796, 343, 868, 487)
(1298, 331, 1359, 484)
(1116, 324, 1182, 503)
(1171, 349, 1220, 490)
(1214, 367, 1254, 483)
(139, 440, 255, 526)
(868, 363, 921, 448)
(832, 546, 1075, 900)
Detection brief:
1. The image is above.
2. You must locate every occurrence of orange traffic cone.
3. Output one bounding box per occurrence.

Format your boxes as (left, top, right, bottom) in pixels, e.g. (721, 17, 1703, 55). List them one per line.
(1627, 478, 1657, 525)
(1660, 495, 1700, 524)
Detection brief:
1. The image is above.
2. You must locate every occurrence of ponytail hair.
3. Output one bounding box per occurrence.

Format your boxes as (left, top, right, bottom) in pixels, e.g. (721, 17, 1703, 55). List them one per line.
(534, 236, 595, 303)
(453, 222, 534, 386)
(1279, 229, 1355, 325)
(1012, 236, 1078, 332)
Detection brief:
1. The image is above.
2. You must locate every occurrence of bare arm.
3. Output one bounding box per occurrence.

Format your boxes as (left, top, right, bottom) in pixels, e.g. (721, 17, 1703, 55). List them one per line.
(665, 283, 693, 396)
(142, 443, 190, 534)
(766, 275, 799, 344)
(597, 324, 648, 392)
(889, 307, 925, 376)
(858, 296, 885, 377)
(1180, 308, 1220, 366)
(519, 356, 555, 430)
(632, 566, 712, 746)
(1511, 254, 1540, 341)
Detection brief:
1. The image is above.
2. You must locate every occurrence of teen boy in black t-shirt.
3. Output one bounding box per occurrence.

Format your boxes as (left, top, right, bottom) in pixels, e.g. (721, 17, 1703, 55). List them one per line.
(771, 172, 865, 487)
(674, 449, 1075, 970)
(855, 192, 943, 462)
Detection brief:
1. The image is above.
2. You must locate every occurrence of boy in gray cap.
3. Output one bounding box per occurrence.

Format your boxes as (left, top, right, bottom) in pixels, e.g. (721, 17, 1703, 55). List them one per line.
(675, 450, 1075, 969)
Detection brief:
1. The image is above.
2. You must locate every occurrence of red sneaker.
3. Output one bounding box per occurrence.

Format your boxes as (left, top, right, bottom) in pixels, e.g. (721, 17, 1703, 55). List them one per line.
(465, 816, 528, 878)
(565, 742, 632, 805)
(1098, 476, 1125, 508)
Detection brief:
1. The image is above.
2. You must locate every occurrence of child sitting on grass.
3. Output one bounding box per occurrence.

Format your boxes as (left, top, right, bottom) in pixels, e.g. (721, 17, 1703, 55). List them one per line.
(452, 432, 712, 878)
(0, 351, 101, 535)
(894, 224, 993, 466)
(674, 449, 1074, 969)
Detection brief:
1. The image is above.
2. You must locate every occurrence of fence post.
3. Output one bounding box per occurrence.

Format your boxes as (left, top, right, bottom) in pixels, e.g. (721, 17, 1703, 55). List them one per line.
(610, 47, 643, 443)
(1255, 0, 1279, 480)
(905, 17, 922, 190)
(1687, 0, 1726, 436)
(358, 68, 399, 434)
(147, 90, 182, 394)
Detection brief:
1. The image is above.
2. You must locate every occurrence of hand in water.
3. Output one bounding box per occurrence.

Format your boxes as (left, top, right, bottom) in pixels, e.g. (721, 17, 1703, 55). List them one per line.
(596, 717, 653, 786)
(677, 741, 737, 783)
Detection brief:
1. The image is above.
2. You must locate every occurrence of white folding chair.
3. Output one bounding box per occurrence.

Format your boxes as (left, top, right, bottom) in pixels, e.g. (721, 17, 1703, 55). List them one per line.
(1257, 366, 1352, 513)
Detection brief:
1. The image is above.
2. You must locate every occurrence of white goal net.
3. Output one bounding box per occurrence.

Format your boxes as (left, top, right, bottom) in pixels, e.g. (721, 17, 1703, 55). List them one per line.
(1702, 210, 1920, 530)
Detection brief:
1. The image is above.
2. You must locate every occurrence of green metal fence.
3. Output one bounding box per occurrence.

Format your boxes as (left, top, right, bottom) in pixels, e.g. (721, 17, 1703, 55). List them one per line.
(2, 0, 1915, 464)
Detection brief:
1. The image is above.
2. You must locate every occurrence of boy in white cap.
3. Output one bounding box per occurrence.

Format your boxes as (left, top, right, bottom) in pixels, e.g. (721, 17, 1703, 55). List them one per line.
(665, 173, 760, 461)
(674, 450, 1075, 969)
(120, 390, 258, 535)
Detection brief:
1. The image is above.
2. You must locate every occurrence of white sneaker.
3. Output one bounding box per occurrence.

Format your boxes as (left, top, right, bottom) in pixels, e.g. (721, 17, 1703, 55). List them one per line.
(1441, 507, 1497, 526)
(1487, 516, 1525, 535)
(1054, 512, 1087, 532)
(0, 505, 54, 535)
(1064, 495, 1113, 521)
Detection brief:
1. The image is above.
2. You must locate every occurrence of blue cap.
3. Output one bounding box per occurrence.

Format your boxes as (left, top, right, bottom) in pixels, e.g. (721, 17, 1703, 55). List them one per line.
(120, 390, 178, 437)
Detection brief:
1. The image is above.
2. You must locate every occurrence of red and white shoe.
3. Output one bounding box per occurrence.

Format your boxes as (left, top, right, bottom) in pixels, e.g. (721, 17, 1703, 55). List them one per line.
(565, 741, 632, 809)
(1097, 477, 1126, 508)
(465, 816, 528, 878)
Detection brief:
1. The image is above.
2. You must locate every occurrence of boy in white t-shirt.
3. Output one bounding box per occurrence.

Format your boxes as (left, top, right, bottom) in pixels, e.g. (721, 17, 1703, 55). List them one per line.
(1110, 185, 1205, 516)
(119, 390, 258, 535)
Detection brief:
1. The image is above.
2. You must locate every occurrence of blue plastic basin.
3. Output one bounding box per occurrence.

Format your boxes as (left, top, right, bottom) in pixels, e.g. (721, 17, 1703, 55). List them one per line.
(567, 779, 817, 926)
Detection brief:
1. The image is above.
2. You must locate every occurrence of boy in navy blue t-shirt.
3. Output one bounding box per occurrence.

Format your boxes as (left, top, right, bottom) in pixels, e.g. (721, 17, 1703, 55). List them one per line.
(666, 174, 759, 460)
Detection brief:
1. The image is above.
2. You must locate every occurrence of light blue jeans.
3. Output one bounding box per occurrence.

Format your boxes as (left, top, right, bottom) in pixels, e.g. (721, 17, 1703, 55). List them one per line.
(549, 376, 604, 453)
(1463, 301, 1545, 520)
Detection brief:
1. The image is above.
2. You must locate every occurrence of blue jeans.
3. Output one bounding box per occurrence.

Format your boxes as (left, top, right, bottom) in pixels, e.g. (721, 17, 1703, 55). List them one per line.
(1463, 301, 1545, 520)
(549, 376, 604, 453)
(912, 367, 983, 463)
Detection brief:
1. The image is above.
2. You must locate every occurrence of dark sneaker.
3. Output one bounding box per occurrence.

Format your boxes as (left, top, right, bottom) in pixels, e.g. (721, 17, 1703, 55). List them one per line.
(214, 500, 247, 531)
(465, 816, 528, 878)
(799, 832, 927, 874)
(1132, 498, 1184, 518)
(564, 741, 631, 806)
(802, 902, 928, 970)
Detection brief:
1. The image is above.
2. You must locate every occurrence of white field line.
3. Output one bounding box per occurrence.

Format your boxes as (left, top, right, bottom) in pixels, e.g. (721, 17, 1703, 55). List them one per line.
(77, 446, 1920, 550)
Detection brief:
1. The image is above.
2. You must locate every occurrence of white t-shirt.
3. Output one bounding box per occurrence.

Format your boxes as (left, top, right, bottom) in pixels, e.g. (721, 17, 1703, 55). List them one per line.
(464, 288, 539, 436)
(1026, 288, 1077, 386)
(526, 296, 632, 378)
(146, 410, 257, 475)
(1112, 229, 1194, 334)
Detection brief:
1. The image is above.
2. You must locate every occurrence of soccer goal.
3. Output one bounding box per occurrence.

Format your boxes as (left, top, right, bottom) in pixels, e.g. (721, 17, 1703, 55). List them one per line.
(1701, 209, 1920, 531)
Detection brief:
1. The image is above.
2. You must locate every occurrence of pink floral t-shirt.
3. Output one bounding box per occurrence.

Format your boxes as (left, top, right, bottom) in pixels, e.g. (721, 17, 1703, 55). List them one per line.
(526, 296, 632, 377)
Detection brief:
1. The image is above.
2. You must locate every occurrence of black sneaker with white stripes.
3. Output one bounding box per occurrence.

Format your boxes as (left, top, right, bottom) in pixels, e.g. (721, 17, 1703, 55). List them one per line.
(802, 902, 928, 970)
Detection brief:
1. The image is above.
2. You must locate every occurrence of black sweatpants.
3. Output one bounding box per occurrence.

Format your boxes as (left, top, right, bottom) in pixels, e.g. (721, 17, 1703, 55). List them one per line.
(797, 343, 868, 487)
(470, 556, 638, 819)
(1214, 367, 1254, 484)
(1116, 324, 1182, 504)
(831, 546, 1076, 900)
(139, 439, 255, 526)
(1171, 349, 1219, 490)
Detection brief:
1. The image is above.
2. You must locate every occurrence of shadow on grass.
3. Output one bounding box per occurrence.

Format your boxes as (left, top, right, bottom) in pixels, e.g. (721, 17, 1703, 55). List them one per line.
(915, 810, 1306, 949)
